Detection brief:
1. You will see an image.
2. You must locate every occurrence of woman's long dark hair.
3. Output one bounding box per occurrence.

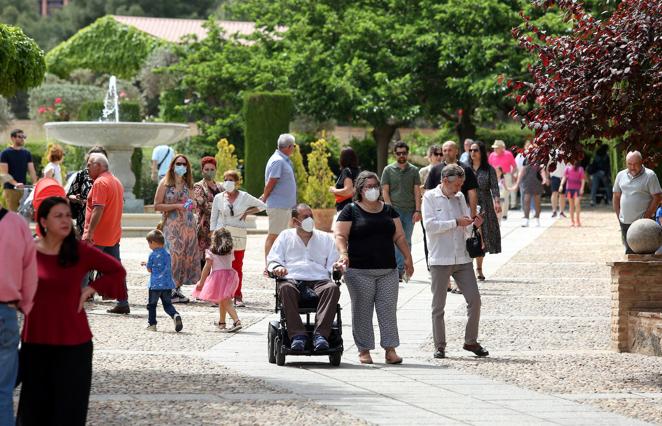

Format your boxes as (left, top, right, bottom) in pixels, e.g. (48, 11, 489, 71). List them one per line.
(474, 140, 490, 171)
(37, 196, 79, 267)
(339, 147, 359, 169)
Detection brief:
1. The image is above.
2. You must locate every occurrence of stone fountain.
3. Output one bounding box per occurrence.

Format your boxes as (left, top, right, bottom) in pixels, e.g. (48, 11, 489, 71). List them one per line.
(44, 76, 189, 212)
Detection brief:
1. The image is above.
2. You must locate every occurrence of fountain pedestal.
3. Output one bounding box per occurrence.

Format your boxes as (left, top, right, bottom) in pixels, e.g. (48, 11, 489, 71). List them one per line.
(107, 147, 143, 213)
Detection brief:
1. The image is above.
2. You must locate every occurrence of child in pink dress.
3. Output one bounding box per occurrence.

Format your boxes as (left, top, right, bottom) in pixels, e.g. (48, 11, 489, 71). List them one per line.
(192, 228, 242, 332)
(560, 161, 586, 227)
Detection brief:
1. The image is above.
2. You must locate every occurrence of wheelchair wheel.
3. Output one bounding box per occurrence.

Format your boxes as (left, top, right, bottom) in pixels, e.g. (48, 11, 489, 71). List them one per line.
(267, 323, 277, 364)
(274, 336, 286, 366)
(329, 351, 342, 367)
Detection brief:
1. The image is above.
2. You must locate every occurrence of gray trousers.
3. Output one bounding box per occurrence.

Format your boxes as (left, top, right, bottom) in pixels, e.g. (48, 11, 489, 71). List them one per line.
(430, 262, 481, 351)
(344, 268, 400, 351)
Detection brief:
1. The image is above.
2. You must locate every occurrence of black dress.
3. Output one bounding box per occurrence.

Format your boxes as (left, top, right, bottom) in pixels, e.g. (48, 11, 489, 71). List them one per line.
(335, 167, 359, 211)
(473, 166, 502, 254)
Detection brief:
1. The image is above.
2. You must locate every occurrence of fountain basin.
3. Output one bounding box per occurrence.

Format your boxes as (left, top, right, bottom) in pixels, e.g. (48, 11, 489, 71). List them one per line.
(44, 121, 190, 212)
(44, 121, 189, 148)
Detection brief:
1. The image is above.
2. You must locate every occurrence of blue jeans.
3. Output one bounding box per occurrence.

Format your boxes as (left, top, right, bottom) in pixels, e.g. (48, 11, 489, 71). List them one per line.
(96, 244, 128, 307)
(147, 290, 179, 325)
(393, 207, 414, 274)
(590, 170, 612, 204)
(0, 304, 19, 425)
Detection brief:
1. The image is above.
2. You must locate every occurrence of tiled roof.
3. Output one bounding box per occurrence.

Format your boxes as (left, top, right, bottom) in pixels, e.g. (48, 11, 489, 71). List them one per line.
(112, 15, 256, 42)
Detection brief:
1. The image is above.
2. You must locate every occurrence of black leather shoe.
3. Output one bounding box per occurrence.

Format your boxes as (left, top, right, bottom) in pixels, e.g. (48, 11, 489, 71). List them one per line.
(463, 343, 489, 357)
(433, 350, 445, 359)
(107, 305, 130, 314)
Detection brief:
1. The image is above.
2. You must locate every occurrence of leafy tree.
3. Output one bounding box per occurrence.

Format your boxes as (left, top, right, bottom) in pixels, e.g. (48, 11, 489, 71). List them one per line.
(290, 144, 308, 204)
(0, 24, 45, 97)
(510, 0, 662, 166)
(46, 16, 161, 79)
(233, 0, 528, 173)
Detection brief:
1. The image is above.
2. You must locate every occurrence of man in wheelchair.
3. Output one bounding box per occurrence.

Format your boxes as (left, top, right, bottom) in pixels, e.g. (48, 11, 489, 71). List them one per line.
(266, 203, 340, 352)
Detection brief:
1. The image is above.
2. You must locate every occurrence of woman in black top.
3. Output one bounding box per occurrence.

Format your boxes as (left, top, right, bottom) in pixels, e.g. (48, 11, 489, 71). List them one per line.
(334, 171, 413, 365)
(66, 146, 107, 236)
(329, 147, 360, 212)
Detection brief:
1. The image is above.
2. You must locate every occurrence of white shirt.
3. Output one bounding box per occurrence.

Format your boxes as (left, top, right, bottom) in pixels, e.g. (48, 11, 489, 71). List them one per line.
(267, 228, 339, 281)
(152, 145, 174, 178)
(422, 186, 472, 266)
(210, 190, 266, 230)
(43, 162, 62, 185)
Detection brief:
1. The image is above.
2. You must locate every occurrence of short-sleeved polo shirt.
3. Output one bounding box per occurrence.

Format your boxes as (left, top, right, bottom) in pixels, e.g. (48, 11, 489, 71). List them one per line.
(381, 162, 420, 211)
(83, 171, 124, 246)
(613, 167, 662, 224)
(264, 150, 296, 209)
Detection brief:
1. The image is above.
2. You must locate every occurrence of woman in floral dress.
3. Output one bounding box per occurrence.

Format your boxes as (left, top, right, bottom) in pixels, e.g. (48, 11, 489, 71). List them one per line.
(469, 141, 502, 281)
(154, 154, 200, 303)
(193, 156, 222, 269)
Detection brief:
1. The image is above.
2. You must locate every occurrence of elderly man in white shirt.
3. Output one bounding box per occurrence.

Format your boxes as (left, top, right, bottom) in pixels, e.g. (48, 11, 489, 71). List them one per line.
(423, 164, 488, 359)
(267, 203, 340, 352)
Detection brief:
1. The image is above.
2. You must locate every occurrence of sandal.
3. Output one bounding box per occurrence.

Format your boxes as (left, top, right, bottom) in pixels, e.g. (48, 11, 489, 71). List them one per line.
(451, 288, 462, 294)
(476, 268, 485, 281)
(227, 320, 242, 332)
(217, 322, 227, 331)
(358, 351, 373, 364)
(385, 348, 403, 365)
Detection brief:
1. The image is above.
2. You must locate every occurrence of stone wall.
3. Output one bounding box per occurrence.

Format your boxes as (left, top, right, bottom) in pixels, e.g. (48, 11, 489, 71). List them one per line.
(609, 254, 662, 355)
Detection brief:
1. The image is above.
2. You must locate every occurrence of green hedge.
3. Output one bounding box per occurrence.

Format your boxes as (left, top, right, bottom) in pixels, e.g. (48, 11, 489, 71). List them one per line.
(242, 92, 293, 197)
(29, 83, 104, 122)
(78, 100, 141, 122)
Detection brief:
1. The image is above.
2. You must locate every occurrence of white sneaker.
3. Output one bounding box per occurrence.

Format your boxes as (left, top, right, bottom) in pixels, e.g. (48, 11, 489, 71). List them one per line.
(146, 324, 157, 331)
(535, 218, 541, 227)
(521, 218, 529, 227)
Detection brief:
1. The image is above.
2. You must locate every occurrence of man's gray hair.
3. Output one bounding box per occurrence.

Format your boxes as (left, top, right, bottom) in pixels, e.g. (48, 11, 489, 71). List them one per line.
(277, 133, 296, 149)
(463, 138, 474, 146)
(88, 153, 110, 169)
(291, 203, 312, 219)
(626, 151, 643, 162)
(441, 163, 465, 179)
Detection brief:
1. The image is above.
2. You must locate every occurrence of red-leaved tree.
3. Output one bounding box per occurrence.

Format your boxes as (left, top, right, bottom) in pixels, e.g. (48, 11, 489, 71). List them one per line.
(509, 0, 662, 167)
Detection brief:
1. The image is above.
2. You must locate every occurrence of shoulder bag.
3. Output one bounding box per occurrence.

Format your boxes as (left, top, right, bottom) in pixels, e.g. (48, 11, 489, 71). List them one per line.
(466, 225, 485, 258)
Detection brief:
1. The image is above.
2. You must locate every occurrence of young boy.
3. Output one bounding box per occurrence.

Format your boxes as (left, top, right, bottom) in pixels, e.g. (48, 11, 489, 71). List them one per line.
(142, 230, 183, 332)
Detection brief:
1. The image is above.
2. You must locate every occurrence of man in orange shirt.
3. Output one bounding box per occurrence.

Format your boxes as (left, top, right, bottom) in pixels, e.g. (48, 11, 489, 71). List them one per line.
(82, 153, 129, 314)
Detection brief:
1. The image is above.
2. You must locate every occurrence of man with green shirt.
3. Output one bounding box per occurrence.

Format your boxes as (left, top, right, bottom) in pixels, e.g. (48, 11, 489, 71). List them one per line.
(381, 141, 421, 280)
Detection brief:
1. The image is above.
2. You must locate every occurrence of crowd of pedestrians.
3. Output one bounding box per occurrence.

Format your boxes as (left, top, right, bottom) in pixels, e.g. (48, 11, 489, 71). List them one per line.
(2, 125, 662, 425)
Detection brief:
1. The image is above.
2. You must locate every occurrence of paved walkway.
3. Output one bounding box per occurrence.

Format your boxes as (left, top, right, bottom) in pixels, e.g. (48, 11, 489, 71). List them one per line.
(203, 215, 649, 425)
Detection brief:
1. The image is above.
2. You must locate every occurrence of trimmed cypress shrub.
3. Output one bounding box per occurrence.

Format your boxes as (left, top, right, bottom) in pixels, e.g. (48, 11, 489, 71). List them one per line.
(242, 92, 293, 196)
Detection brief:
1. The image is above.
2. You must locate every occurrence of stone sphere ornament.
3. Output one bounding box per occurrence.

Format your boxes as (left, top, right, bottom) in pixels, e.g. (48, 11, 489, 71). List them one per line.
(626, 219, 662, 254)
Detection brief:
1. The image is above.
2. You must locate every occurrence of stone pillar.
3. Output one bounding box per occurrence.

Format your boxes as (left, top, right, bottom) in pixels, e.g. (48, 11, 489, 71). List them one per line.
(107, 147, 144, 213)
(609, 254, 662, 353)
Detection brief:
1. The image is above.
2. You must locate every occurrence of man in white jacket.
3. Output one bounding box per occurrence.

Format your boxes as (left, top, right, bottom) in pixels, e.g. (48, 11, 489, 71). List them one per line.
(423, 164, 489, 359)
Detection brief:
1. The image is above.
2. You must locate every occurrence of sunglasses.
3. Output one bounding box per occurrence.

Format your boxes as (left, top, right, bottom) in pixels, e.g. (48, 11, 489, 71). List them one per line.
(469, 149, 480, 153)
(395, 151, 408, 157)
(433, 152, 442, 156)
(14, 135, 26, 139)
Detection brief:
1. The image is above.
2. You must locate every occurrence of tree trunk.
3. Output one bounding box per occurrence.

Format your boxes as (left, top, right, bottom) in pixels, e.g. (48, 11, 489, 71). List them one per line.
(372, 124, 398, 176)
(456, 109, 476, 143)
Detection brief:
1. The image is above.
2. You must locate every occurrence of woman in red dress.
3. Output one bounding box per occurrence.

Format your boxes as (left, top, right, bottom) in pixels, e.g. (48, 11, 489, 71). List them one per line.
(17, 196, 127, 426)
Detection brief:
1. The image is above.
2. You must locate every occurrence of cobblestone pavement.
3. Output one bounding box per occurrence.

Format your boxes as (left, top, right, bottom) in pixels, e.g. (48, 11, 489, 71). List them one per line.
(422, 207, 662, 424)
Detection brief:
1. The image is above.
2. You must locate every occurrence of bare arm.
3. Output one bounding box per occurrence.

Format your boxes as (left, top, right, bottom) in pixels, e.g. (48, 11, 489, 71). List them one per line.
(333, 220, 352, 269)
(260, 177, 278, 201)
(0, 162, 8, 175)
(84, 205, 105, 243)
(467, 189, 478, 217)
(412, 185, 422, 222)
(154, 182, 183, 212)
(196, 260, 212, 289)
(330, 177, 353, 197)
(27, 162, 37, 183)
(613, 192, 621, 220)
(644, 193, 662, 219)
(392, 217, 414, 277)
(382, 184, 392, 204)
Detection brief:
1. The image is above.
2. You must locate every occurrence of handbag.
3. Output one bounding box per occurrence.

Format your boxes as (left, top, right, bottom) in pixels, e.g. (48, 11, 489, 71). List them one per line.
(466, 225, 485, 258)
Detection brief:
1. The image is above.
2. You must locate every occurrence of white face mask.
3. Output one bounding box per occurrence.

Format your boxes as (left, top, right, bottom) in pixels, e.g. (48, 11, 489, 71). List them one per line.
(223, 180, 236, 192)
(364, 187, 380, 202)
(300, 217, 315, 233)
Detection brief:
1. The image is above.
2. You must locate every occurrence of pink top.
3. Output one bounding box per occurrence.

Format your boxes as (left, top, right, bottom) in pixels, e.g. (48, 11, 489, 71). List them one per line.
(488, 151, 517, 174)
(564, 166, 585, 191)
(205, 250, 234, 271)
(0, 210, 38, 314)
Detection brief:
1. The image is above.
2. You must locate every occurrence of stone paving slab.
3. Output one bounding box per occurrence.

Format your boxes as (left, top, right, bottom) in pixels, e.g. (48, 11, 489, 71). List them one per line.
(202, 215, 651, 425)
